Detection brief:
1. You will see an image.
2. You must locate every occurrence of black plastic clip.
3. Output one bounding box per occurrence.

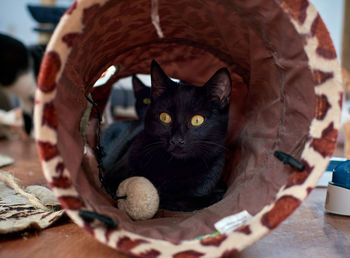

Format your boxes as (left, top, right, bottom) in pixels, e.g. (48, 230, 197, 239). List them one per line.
(79, 210, 118, 228)
(274, 151, 305, 171)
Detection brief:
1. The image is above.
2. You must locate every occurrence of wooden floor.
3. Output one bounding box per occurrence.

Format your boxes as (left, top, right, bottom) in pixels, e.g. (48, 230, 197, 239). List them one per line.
(1, 139, 350, 258)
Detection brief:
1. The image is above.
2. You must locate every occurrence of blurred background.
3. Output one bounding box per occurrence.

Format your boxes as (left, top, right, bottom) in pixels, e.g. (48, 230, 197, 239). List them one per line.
(0, 0, 73, 45)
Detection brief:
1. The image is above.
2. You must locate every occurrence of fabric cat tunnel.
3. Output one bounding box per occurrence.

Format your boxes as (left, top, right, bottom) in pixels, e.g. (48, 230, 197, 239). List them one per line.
(34, 0, 342, 257)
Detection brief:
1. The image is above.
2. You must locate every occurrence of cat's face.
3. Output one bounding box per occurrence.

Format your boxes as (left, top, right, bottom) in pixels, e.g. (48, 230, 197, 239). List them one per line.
(144, 60, 232, 159)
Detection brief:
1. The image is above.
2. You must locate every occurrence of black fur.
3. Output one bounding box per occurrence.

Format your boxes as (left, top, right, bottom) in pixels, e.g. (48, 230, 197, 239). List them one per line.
(132, 75, 151, 120)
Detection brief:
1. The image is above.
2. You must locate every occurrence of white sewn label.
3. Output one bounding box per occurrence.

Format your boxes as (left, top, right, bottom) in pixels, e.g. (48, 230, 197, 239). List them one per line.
(214, 210, 252, 234)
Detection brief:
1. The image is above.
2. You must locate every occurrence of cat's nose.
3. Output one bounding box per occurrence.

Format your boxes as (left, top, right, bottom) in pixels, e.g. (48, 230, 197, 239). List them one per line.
(170, 137, 185, 146)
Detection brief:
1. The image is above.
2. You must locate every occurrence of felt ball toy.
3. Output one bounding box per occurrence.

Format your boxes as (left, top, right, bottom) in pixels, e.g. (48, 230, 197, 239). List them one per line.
(116, 177, 159, 221)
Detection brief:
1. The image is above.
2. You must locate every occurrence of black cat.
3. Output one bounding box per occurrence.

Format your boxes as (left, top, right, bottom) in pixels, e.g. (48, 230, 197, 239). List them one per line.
(100, 75, 150, 167)
(132, 75, 151, 120)
(103, 60, 232, 212)
(0, 33, 46, 134)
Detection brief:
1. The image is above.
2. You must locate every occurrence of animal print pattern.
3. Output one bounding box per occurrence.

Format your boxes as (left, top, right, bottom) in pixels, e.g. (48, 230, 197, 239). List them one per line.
(34, 0, 342, 257)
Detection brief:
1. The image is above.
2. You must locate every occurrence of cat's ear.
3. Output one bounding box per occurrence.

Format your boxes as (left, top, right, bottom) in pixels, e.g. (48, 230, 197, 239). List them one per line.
(204, 68, 232, 108)
(150, 60, 172, 99)
(132, 75, 147, 98)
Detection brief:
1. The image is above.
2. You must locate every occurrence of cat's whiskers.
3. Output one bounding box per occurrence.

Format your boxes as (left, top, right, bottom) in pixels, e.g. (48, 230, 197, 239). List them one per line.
(193, 144, 215, 170)
(142, 141, 164, 165)
(194, 144, 211, 156)
(192, 140, 232, 153)
(167, 155, 174, 163)
(143, 141, 163, 153)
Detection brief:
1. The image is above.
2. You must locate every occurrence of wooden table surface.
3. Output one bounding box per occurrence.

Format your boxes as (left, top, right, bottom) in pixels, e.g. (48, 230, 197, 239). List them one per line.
(1, 139, 350, 258)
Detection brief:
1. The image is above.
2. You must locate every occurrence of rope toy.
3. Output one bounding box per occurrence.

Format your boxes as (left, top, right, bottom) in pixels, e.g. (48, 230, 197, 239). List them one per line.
(0, 171, 49, 211)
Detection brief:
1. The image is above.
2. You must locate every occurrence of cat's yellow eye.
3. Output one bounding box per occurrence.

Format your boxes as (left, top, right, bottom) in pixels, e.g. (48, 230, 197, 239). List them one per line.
(143, 98, 151, 105)
(191, 115, 204, 126)
(160, 112, 172, 124)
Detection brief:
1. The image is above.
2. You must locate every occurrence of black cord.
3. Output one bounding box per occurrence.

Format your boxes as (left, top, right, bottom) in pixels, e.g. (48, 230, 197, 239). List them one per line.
(85, 96, 122, 200)
(86, 97, 105, 182)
